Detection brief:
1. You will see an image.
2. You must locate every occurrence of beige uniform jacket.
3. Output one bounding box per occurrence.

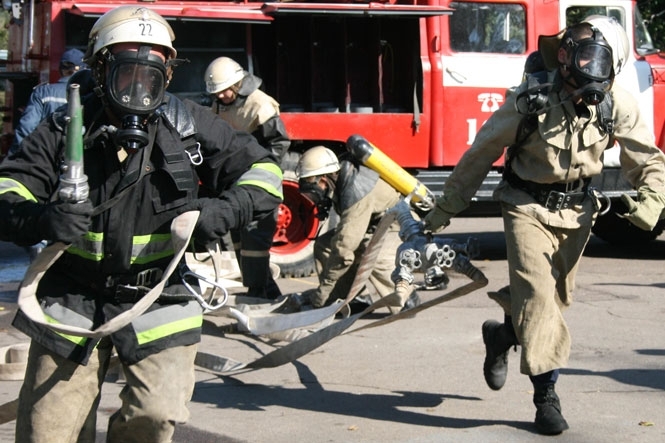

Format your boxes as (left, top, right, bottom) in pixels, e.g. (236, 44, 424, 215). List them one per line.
(318, 178, 401, 302)
(441, 76, 665, 227)
(213, 89, 280, 133)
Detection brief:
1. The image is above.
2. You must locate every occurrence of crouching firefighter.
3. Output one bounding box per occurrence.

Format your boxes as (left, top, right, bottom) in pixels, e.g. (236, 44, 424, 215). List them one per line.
(296, 143, 421, 313)
(0, 6, 282, 442)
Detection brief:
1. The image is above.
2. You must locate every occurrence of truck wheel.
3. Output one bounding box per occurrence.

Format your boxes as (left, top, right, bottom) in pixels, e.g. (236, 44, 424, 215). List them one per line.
(591, 200, 665, 245)
(270, 179, 320, 277)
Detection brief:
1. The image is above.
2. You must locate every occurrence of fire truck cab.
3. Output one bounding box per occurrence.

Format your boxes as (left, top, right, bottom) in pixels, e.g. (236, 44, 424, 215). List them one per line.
(1, 0, 663, 276)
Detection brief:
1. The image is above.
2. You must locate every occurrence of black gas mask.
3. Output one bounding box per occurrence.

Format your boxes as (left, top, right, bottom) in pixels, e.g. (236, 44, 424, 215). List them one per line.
(563, 31, 614, 105)
(106, 47, 167, 150)
(299, 176, 335, 220)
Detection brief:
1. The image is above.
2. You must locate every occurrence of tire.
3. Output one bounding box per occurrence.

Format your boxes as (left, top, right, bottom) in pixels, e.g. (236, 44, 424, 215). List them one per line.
(591, 199, 665, 245)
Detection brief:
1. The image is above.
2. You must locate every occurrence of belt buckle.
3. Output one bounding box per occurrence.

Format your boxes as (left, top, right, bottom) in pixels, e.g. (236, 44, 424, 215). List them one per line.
(135, 268, 163, 287)
(115, 285, 142, 303)
(545, 190, 566, 212)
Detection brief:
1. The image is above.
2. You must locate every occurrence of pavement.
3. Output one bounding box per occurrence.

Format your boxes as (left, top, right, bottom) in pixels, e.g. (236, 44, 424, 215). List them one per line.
(0, 217, 664, 443)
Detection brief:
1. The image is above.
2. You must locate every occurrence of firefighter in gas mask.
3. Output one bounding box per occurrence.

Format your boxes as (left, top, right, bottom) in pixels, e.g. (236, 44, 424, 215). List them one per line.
(423, 17, 665, 436)
(297, 146, 418, 313)
(0, 6, 282, 441)
(203, 56, 291, 299)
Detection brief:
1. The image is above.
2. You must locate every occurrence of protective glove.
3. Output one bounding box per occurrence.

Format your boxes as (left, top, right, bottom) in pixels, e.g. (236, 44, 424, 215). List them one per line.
(423, 189, 468, 233)
(180, 198, 242, 247)
(619, 187, 665, 231)
(39, 200, 93, 243)
(423, 206, 453, 233)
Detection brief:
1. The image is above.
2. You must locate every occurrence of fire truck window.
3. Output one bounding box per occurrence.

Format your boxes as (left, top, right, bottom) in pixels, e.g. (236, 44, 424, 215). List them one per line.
(449, 2, 525, 54)
(565, 6, 625, 28)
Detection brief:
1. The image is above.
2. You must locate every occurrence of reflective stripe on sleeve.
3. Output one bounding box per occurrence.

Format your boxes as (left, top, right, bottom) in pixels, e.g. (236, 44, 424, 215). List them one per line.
(0, 178, 38, 202)
(236, 162, 284, 200)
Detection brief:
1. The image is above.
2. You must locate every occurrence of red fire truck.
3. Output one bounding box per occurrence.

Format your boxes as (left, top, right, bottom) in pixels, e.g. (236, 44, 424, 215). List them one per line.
(1, 0, 663, 276)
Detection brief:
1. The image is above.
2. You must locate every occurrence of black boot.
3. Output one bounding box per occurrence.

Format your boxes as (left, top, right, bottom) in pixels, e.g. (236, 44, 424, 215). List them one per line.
(533, 383, 569, 435)
(482, 315, 518, 390)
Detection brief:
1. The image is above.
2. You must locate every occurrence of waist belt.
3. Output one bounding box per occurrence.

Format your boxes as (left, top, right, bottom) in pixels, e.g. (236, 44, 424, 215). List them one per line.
(504, 171, 590, 212)
(103, 268, 197, 304)
(103, 268, 164, 289)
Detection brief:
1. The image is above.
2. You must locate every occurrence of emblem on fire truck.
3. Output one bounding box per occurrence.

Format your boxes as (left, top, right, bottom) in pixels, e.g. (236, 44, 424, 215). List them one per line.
(478, 93, 503, 113)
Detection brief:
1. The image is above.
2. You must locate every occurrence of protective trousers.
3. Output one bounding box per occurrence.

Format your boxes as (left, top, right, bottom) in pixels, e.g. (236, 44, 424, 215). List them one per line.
(501, 203, 593, 376)
(16, 338, 197, 443)
(231, 209, 281, 298)
(314, 220, 402, 307)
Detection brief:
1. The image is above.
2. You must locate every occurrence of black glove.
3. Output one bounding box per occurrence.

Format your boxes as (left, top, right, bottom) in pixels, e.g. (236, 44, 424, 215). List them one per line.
(38, 200, 93, 244)
(180, 198, 241, 246)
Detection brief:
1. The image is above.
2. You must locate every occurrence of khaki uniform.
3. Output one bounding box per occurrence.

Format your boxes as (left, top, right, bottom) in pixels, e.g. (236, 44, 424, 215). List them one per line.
(215, 88, 280, 134)
(439, 78, 665, 375)
(313, 178, 402, 309)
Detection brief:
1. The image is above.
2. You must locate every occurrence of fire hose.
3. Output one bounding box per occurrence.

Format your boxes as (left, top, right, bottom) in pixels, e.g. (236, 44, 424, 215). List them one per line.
(194, 197, 488, 374)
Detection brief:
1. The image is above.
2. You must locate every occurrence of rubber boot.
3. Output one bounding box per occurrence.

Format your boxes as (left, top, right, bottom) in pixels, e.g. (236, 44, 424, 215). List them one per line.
(532, 381, 569, 435)
(481, 314, 518, 390)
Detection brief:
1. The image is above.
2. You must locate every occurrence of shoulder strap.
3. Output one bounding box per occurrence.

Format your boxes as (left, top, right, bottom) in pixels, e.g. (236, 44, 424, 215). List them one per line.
(596, 93, 614, 135)
(503, 114, 538, 177)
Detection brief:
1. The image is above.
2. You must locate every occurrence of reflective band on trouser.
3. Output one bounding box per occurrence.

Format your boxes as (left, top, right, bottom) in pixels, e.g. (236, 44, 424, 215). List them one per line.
(131, 300, 203, 345)
(236, 162, 284, 199)
(42, 303, 94, 346)
(0, 178, 38, 202)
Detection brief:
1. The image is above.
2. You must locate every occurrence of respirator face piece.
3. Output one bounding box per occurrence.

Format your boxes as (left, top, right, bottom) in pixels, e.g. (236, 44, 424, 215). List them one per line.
(566, 35, 613, 105)
(299, 177, 335, 221)
(107, 50, 167, 116)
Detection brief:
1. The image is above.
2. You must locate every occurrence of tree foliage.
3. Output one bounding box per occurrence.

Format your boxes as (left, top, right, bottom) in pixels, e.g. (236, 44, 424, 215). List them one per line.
(638, 0, 665, 50)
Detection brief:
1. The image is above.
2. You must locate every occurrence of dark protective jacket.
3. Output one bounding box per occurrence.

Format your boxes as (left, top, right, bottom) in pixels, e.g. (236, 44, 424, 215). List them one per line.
(0, 93, 283, 365)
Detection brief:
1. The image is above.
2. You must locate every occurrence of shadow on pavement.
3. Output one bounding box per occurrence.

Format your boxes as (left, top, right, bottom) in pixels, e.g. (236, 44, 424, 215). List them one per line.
(562, 355, 665, 391)
(189, 361, 536, 434)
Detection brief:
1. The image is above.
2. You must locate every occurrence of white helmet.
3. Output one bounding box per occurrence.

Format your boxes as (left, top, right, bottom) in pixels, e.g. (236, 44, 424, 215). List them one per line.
(84, 6, 177, 64)
(583, 15, 630, 76)
(296, 146, 340, 178)
(204, 57, 245, 94)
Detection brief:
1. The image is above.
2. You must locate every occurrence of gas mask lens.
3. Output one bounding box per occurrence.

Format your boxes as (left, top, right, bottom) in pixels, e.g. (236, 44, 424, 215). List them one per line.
(573, 43, 613, 82)
(107, 52, 166, 115)
(569, 38, 613, 105)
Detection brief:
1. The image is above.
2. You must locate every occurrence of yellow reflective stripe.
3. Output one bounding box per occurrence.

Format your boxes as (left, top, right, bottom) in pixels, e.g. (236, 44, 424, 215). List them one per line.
(67, 231, 104, 261)
(0, 178, 38, 202)
(136, 314, 203, 345)
(131, 233, 174, 265)
(44, 315, 88, 346)
(236, 162, 284, 200)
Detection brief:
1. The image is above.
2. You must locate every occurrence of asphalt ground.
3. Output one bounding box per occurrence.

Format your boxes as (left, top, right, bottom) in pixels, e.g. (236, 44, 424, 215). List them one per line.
(0, 217, 664, 443)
